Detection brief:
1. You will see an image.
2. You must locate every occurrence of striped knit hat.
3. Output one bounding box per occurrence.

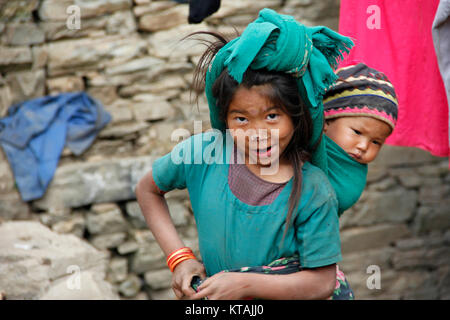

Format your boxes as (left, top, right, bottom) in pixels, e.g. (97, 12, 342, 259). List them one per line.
(323, 63, 398, 131)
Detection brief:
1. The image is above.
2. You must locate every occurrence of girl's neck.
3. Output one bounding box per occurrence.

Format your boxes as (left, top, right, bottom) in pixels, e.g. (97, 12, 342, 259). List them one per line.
(244, 156, 294, 184)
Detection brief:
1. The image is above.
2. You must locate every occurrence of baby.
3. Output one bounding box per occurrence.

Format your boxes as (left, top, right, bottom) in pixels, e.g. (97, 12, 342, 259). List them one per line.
(323, 63, 398, 164)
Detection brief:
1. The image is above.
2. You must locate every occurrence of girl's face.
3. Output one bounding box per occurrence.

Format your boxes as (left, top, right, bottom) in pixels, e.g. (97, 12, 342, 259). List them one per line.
(226, 85, 294, 168)
(324, 116, 392, 164)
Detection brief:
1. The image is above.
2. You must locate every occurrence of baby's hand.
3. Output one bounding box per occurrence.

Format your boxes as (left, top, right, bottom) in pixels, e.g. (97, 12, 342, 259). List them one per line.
(171, 259, 206, 299)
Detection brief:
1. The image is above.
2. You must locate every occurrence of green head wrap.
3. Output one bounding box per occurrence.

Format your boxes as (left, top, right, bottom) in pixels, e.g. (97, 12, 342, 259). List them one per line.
(205, 8, 367, 215)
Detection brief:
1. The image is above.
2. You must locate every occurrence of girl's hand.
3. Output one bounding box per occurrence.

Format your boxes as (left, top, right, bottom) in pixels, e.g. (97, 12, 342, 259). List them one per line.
(171, 259, 206, 299)
(191, 272, 251, 300)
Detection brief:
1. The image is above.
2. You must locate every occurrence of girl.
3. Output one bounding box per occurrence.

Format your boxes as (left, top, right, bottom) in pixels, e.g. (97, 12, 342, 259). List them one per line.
(136, 8, 354, 300)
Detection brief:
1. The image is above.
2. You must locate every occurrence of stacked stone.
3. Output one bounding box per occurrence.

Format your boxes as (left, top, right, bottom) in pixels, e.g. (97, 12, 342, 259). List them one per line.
(1, 0, 448, 300)
(339, 147, 450, 299)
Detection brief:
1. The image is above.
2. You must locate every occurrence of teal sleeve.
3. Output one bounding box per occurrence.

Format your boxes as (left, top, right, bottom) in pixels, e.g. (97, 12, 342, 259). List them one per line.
(296, 196, 342, 268)
(151, 136, 194, 192)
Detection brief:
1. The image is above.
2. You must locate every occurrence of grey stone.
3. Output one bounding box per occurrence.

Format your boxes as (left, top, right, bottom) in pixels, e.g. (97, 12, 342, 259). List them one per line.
(117, 240, 140, 255)
(139, 5, 188, 32)
(413, 201, 450, 234)
(0, 221, 114, 299)
(0, 46, 32, 67)
(125, 201, 148, 229)
(130, 99, 175, 121)
(148, 287, 176, 300)
(39, 270, 119, 300)
(0, 191, 31, 221)
(0, 0, 39, 23)
(51, 214, 86, 238)
(46, 76, 85, 95)
(0, 86, 13, 118)
(341, 187, 418, 227)
(341, 224, 411, 254)
(38, 0, 132, 21)
(5, 69, 46, 104)
(86, 203, 128, 235)
(130, 242, 165, 274)
(98, 121, 149, 139)
(118, 274, 142, 297)
(90, 232, 127, 250)
(107, 257, 128, 283)
(105, 57, 165, 75)
(3, 23, 45, 45)
(144, 268, 172, 290)
(33, 156, 154, 210)
(46, 35, 147, 76)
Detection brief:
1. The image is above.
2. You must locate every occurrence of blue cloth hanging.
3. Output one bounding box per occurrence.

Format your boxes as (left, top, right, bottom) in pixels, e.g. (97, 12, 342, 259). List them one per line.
(0, 92, 111, 201)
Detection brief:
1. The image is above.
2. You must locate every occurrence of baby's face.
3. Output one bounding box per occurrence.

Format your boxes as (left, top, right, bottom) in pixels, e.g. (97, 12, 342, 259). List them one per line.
(324, 116, 392, 164)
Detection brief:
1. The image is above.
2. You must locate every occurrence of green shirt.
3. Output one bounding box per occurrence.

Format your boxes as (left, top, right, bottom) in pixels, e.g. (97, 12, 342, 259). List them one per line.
(152, 131, 342, 276)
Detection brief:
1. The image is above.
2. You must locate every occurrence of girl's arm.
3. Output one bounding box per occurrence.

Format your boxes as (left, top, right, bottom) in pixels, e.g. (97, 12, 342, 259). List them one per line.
(192, 264, 336, 300)
(135, 169, 206, 298)
(136, 169, 185, 255)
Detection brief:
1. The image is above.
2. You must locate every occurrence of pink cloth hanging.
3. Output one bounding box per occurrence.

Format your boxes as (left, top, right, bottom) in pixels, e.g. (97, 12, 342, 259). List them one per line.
(338, 0, 449, 159)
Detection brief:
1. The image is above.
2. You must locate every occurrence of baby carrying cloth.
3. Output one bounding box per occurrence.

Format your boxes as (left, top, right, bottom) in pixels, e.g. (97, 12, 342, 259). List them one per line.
(204, 8, 366, 214)
(0, 92, 111, 201)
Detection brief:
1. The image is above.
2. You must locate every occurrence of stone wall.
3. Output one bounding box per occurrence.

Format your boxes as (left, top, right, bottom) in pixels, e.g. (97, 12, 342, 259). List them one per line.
(0, 0, 448, 300)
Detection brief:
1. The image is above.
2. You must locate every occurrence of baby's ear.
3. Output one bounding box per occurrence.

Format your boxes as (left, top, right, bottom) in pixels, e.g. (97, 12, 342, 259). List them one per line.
(323, 120, 330, 133)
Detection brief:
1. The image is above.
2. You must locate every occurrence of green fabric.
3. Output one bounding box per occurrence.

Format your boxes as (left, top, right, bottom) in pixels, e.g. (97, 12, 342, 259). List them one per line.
(324, 135, 368, 215)
(204, 8, 366, 214)
(152, 132, 342, 276)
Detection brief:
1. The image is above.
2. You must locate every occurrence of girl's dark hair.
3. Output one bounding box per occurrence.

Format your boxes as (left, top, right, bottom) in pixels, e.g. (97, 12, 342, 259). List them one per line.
(189, 31, 313, 239)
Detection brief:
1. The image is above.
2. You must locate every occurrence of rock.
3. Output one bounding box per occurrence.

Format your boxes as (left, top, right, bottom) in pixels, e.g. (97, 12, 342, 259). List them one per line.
(340, 187, 418, 227)
(51, 214, 86, 238)
(144, 268, 172, 290)
(90, 232, 127, 249)
(3, 23, 45, 45)
(130, 243, 166, 274)
(40, 270, 119, 300)
(86, 203, 128, 235)
(125, 201, 148, 229)
(98, 121, 150, 138)
(130, 99, 175, 121)
(46, 35, 147, 76)
(147, 23, 211, 60)
(148, 287, 176, 300)
(412, 201, 450, 234)
(107, 257, 128, 283)
(117, 240, 140, 255)
(166, 199, 189, 227)
(33, 156, 155, 210)
(0, 46, 33, 68)
(372, 145, 439, 167)
(0, 0, 39, 23)
(139, 5, 189, 32)
(0, 221, 116, 299)
(118, 274, 142, 297)
(46, 76, 85, 94)
(105, 57, 165, 75)
(0, 162, 14, 194)
(38, 0, 132, 21)
(0, 191, 31, 221)
(5, 69, 46, 104)
(340, 224, 411, 254)
(133, 1, 176, 17)
(0, 86, 13, 118)
(419, 184, 450, 205)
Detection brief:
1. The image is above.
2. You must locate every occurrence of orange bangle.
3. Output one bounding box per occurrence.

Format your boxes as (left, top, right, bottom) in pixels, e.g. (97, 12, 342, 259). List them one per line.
(166, 247, 196, 272)
(169, 254, 196, 272)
